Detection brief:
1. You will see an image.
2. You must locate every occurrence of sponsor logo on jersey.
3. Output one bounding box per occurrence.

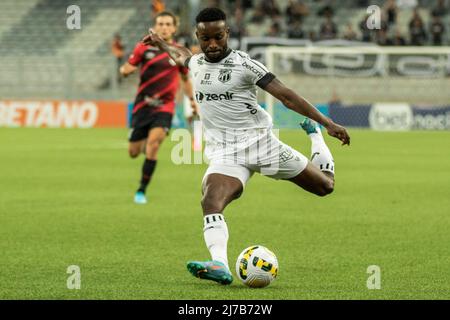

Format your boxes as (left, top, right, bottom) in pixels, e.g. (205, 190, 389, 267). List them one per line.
(195, 91, 234, 103)
(198, 56, 205, 65)
(218, 69, 232, 83)
(224, 58, 234, 65)
(242, 61, 264, 78)
(201, 73, 212, 85)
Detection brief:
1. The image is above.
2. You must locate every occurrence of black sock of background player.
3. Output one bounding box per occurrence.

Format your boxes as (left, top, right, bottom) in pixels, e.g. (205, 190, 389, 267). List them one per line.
(138, 159, 157, 193)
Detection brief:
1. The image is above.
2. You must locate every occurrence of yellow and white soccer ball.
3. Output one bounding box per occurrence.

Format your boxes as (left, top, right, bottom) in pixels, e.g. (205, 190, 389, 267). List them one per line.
(235, 245, 278, 288)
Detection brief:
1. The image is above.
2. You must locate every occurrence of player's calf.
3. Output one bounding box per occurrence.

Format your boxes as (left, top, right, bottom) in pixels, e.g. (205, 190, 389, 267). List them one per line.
(201, 174, 243, 215)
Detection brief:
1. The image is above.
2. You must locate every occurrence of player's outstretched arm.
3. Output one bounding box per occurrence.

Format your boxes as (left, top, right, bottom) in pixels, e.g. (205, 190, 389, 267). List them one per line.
(119, 62, 138, 77)
(264, 78, 350, 146)
(141, 29, 193, 67)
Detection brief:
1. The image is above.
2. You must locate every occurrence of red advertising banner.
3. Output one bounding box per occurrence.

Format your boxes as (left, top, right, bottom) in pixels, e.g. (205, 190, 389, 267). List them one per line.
(0, 100, 127, 128)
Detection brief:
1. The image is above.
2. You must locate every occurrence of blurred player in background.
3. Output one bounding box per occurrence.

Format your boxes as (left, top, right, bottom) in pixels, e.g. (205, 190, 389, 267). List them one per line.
(120, 11, 198, 204)
(111, 33, 125, 83)
(143, 7, 350, 284)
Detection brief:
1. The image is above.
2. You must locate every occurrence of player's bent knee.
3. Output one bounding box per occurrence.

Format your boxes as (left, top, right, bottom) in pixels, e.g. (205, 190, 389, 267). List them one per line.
(128, 148, 140, 158)
(145, 141, 161, 158)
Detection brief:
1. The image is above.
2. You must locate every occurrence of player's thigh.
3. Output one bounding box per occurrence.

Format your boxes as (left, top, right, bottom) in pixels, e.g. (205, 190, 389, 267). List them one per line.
(147, 127, 168, 145)
(288, 162, 334, 196)
(146, 113, 172, 147)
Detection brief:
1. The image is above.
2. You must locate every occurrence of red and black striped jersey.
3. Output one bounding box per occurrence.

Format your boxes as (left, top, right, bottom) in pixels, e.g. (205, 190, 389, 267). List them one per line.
(128, 41, 188, 114)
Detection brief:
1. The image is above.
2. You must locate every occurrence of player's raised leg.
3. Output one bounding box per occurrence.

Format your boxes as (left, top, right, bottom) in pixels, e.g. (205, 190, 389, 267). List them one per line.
(288, 119, 335, 196)
(187, 173, 244, 285)
(301, 118, 335, 176)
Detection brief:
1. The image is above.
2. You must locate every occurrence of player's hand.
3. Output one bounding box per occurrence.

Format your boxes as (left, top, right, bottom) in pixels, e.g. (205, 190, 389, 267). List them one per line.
(326, 121, 350, 146)
(190, 100, 199, 116)
(141, 28, 163, 46)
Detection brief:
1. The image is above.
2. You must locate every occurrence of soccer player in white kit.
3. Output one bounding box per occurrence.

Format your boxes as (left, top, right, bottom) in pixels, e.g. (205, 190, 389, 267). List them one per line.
(143, 8, 350, 285)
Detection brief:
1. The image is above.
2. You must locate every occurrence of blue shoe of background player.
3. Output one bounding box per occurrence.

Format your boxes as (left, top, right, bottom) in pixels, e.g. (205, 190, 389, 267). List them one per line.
(187, 260, 233, 285)
(134, 191, 147, 204)
(300, 118, 320, 135)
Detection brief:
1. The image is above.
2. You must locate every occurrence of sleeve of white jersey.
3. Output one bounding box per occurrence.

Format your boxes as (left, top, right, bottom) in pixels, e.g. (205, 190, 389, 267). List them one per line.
(242, 56, 276, 88)
(184, 54, 197, 70)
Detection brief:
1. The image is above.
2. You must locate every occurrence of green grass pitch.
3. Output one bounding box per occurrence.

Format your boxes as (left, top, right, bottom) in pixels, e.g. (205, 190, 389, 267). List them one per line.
(0, 127, 449, 299)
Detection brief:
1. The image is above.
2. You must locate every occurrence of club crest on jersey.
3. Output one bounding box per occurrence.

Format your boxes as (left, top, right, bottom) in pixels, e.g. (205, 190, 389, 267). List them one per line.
(218, 69, 232, 83)
(145, 52, 156, 60)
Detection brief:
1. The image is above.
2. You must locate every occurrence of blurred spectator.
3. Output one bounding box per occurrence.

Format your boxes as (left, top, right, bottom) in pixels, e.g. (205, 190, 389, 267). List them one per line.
(376, 29, 393, 45)
(356, 0, 369, 7)
(359, 14, 373, 42)
(261, 0, 281, 19)
(207, 0, 221, 6)
(309, 30, 318, 42)
(431, 0, 448, 17)
(250, 5, 266, 23)
(342, 23, 357, 41)
(287, 20, 306, 39)
(111, 34, 125, 66)
(409, 7, 424, 28)
(319, 16, 337, 40)
(317, 0, 334, 18)
(430, 16, 445, 45)
(286, 0, 309, 25)
(229, 7, 247, 39)
(265, 22, 282, 37)
(383, 0, 398, 26)
(111, 34, 125, 83)
(241, 0, 254, 11)
(391, 29, 407, 45)
(329, 89, 342, 106)
(409, 18, 427, 45)
(152, 0, 165, 16)
(396, 0, 418, 9)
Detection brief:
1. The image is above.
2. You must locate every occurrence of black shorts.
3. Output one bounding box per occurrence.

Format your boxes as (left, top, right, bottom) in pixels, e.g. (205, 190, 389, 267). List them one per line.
(128, 111, 173, 142)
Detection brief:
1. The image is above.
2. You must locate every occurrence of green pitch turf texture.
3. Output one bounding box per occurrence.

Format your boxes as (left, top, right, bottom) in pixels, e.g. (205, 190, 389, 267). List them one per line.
(1, 128, 449, 300)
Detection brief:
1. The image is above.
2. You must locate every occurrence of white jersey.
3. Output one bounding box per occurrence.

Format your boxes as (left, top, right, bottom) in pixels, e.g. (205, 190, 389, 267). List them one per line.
(186, 50, 276, 158)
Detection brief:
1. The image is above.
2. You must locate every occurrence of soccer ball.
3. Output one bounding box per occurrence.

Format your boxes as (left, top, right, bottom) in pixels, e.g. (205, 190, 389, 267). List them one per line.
(235, 245, 278, 288)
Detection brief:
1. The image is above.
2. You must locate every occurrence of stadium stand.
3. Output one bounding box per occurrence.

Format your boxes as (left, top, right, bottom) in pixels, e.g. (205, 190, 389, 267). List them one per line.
(0, 0, 448, 101)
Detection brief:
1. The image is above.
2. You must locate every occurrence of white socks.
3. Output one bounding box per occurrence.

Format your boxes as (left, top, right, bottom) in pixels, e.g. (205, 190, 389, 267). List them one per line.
(309, 130, 335, 174)
(203, 213, 229, 270)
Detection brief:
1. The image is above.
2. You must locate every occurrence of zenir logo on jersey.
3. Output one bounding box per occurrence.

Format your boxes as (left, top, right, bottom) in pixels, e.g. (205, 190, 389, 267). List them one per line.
(218, 69, 232, 83)
(195, 91, 234, 103)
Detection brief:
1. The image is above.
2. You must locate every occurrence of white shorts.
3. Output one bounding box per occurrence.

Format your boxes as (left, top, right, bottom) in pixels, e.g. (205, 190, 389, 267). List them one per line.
(202, 132, 309, 187)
